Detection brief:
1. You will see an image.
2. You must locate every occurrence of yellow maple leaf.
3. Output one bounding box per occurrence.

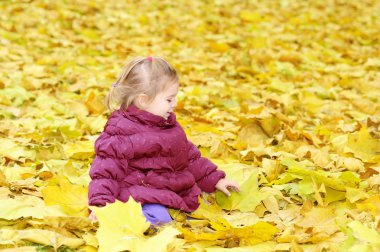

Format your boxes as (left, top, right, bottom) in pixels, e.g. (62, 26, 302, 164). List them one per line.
(84, 91, 106, 115)
(91, 199, 179, 252)
(297, 207, 339, 235)
(191, 197, 225, 220)
(18, 228, 84, 250)
(357, 195, 380, 216)
(234, 123, 269, 149)
(0, 138, 36, 161)
(41, 177, 88, 217)
(179, 221, 279, 246)
(205, 242, 291, 252)
(239, 11, 261, 22)
(0, 196, 66, 220)
(346, 126, 380, 163)
(209, 42, 230, 53)
(63, 140, 95, 160)
(345, 187, 369, 203)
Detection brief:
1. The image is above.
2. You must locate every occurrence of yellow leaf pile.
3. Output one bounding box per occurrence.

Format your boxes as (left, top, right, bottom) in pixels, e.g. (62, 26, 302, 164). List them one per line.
(1, 0, 380, 251)
(91, 199, 179, 252)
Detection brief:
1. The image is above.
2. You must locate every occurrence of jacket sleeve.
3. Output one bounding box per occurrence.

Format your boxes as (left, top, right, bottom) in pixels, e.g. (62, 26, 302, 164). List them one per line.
(88, 132, 131, 207)
(186, 141, 225, 193)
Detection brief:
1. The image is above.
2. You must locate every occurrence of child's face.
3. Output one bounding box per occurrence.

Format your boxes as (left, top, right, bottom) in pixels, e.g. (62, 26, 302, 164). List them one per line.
(144, 83, 179, 119)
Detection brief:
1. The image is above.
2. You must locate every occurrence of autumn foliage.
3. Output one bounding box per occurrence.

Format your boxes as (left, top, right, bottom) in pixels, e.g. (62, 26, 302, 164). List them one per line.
(1, 0, 380, 251)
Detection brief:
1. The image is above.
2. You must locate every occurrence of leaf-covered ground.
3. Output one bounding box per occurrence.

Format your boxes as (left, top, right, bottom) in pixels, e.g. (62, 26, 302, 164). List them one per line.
(1, 0, 380, 251)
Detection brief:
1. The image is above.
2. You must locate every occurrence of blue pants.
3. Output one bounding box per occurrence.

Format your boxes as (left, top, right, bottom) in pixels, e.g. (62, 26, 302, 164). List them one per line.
(142, 204, 172, 225)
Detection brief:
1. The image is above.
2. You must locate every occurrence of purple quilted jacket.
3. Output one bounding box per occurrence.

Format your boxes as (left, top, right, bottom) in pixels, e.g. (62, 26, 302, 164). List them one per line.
(88, 105, 225, 212)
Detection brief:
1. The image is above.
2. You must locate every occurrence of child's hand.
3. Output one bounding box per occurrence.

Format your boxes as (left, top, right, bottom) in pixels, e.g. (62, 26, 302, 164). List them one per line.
(215, 178, 240, 197)
(89, 211, 97, 222)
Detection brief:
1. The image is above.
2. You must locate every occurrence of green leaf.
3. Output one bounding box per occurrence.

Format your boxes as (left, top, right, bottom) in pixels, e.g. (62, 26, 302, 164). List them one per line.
(0, 197, 66, 220)
(348, 221, 380, 244)
(216, 168, 271, 212)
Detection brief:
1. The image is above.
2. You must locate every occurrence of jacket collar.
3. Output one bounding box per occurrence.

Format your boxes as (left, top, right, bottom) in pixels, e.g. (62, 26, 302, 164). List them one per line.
(119, 105, 176, 127)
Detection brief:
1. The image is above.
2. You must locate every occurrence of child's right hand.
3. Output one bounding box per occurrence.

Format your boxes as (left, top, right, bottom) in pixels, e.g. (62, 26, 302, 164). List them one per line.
(215, 178, 240, 197)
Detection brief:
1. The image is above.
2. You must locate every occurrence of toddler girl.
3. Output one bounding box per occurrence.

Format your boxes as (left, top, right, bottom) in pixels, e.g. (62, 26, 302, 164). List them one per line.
(88, 56, 240, 225)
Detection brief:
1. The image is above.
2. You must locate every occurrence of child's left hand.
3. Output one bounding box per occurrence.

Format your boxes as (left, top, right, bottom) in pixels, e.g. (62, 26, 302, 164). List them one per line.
(89, 211, 97, 222)
(215, 178, 240, 197)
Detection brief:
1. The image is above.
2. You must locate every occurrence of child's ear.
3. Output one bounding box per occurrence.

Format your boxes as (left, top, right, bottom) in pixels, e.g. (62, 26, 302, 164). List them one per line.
(135, 93, 150, 108)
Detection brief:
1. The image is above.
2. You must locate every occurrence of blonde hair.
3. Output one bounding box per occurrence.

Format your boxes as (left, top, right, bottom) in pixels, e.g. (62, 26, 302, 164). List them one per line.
(106, 56, 179, 111)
